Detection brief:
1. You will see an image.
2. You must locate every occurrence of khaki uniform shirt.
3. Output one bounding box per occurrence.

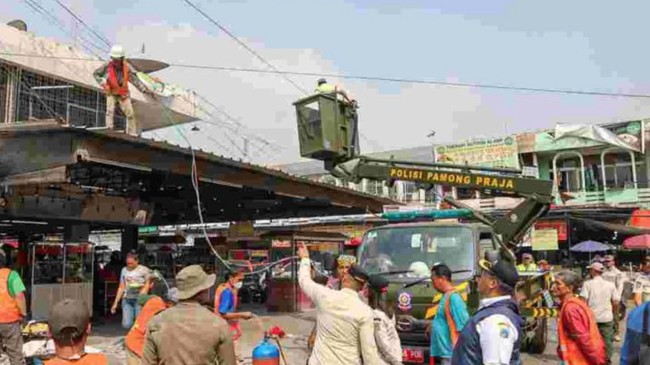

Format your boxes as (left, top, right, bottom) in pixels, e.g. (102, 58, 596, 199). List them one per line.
(602, 266, 624, 298)
(298, 258, 381, 365)
(633, 274, 650, 304)
(580, 275, 620, 323)
(141, 301, 236, 365)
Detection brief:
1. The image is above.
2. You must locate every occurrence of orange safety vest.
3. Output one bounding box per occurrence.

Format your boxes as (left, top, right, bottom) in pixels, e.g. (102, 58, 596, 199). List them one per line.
(106, 60, 130, 96)
(43, 353, 109, 365)
(124, 296, 167, 357)
(557, 297, 606, 365)
(214, 283, 242, 340)
(0, 268, 22, 324)
(443, 291, 459, 346)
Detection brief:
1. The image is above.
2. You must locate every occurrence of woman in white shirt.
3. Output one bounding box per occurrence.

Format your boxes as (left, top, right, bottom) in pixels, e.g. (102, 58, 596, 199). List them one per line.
(368, 275, 403, 365)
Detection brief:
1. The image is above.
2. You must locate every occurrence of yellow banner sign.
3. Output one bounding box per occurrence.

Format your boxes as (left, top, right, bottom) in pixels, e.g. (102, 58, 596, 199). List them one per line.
(389, 167, 516, 191)
(532, 229, 558, 251)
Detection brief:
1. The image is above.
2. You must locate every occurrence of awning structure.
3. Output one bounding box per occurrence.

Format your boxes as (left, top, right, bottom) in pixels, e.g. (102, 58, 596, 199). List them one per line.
(554, 124, 640, 152)
(570, 217, 650, 236)
(0, 124, 397, 231)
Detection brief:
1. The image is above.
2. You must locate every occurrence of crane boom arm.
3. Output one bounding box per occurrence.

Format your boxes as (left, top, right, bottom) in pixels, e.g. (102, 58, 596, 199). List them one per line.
(328, 157, 554, 257)
(292, 92, 555, 259)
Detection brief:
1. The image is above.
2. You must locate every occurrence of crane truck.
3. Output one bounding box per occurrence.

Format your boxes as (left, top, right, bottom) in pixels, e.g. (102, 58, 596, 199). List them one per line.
(293, 90, 559, 363)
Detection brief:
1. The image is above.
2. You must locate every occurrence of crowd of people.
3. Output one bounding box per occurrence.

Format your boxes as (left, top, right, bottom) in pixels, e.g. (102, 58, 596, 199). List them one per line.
(1, 242, 650, 364)
(297, 244, 650, 365)
(516, 252, 650, 365)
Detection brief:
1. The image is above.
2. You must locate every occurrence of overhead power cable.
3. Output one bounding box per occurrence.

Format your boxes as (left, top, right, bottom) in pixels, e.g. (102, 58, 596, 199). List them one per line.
(180, 0, 309, 95)
(52, 0, 113, 47)
(3, 52, 650, 99)
(21, 0, 107, 57)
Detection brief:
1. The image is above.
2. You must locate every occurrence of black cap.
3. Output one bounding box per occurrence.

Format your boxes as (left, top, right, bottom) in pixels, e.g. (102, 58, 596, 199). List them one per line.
(348, 264, 369, 284)
(48, 299, 90, 341)
(479, 259, 519, 288)
(368, 274, 389, 292)
(317, 78, 327, 85)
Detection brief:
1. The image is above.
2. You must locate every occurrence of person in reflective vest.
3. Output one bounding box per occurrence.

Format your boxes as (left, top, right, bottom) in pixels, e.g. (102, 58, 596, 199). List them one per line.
(314, 78, 355, 104)
(430, 263, 470, 365)
(552, 270, 606, 365)
(44, 299, 109, 365)
(315, 78, 336, 94)
(125, 289, 178, 365)
(0, 250, 27, 365)
(516, 253, 538, 272)
(451, 258, 522, 365)
(214, 270, 254, 362)
(93, 45, 151, 136)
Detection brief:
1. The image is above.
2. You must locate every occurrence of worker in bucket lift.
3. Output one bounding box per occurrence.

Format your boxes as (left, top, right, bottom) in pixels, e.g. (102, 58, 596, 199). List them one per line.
(315, 78, 355, 103)
(93, 45, 151, 137)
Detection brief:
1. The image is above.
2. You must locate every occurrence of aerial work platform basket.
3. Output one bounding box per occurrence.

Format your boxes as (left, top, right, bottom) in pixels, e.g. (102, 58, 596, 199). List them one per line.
(293, 92, 359, 167)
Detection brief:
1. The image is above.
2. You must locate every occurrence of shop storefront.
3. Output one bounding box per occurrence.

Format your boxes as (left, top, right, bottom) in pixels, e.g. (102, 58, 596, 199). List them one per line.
(263, 231, 347, 313)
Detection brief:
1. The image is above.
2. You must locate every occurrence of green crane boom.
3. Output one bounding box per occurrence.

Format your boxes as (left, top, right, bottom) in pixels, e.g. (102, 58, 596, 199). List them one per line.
(293, 91, 555, 260)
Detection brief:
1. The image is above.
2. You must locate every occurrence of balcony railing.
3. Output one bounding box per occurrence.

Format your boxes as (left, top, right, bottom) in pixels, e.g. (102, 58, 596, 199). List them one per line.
(456, 188, 650, 211)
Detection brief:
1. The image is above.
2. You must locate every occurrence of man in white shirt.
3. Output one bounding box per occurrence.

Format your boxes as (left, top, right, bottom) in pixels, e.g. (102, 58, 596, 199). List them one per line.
(297, 243, 381, 365)
(601, 255, 624, 342)
(451, 258, 522, 365)
(580, 262, 619, 365)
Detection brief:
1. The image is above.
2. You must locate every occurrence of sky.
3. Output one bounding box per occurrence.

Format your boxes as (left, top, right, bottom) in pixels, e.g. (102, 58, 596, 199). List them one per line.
(3, 0, 650, 165)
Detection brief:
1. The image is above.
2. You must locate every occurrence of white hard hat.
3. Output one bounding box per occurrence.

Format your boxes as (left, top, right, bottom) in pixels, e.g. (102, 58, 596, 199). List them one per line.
(109, 45, 125, 59)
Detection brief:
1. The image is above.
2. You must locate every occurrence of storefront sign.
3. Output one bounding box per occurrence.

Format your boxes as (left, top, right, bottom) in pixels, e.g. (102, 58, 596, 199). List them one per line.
(534, 220, 567, 240)
(434, 136, 520, 169)
(271, 240, 291, 248)
(138, 226, 158, 234)
(516, 133, 537, 154)
(532, 229, 559, 251)
(250, 250, 269, 258)
(228, 221, 254, 238)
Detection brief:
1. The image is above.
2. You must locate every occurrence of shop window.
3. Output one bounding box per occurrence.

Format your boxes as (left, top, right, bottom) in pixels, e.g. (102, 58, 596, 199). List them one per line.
(424, 189, 437, 203)
(403, 182, 420, 202)
(555, 158, 583, 193)
(365, 179, 384, 196)
(456, 188, 477, 200)
(600, 151, 639, 189)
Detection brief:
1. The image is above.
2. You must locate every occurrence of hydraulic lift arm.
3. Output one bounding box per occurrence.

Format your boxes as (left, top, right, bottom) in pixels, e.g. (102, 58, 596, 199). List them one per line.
(293, 92, 555, 260)
(328, 156, 554, 260)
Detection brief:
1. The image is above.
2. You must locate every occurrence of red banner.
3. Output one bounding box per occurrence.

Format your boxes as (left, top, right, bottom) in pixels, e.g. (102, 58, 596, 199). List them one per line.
(534, 220, 567, 241)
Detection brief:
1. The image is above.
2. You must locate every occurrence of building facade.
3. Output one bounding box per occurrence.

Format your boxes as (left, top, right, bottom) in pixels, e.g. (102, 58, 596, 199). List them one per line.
(277, 120, 650, 212)
(0, 21, 198, 130)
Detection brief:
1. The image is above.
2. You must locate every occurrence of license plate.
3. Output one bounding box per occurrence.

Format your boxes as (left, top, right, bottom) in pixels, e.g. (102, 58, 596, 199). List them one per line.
(402, 347, 425, 363)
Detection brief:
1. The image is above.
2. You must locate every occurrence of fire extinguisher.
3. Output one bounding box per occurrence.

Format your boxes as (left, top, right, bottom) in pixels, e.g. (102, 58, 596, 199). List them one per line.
(252, 332, 280, 365)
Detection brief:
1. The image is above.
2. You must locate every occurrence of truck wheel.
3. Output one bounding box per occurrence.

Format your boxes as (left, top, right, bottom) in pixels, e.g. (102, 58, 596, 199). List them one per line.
(526, 318, 547, 354)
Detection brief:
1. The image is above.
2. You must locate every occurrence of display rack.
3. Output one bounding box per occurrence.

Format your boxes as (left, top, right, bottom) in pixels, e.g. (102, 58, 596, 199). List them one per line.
(30, 240, 95, 320)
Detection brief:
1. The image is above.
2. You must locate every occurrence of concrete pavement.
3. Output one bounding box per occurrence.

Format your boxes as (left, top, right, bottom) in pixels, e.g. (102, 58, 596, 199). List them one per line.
(87, 308, 317, 365)
(83, 307, 625, 365)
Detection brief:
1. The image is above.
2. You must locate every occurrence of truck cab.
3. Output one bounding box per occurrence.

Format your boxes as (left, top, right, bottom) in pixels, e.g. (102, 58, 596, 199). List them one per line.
(357, 221, 495, 364)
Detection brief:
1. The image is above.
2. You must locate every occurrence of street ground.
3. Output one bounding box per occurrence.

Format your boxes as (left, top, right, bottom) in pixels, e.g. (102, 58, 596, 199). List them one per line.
(85, 302, 626, 365)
